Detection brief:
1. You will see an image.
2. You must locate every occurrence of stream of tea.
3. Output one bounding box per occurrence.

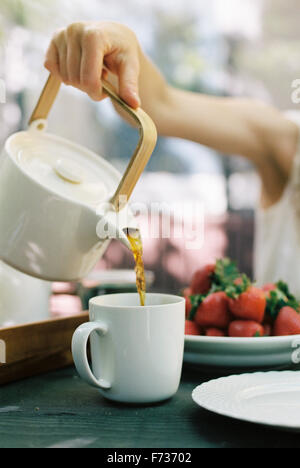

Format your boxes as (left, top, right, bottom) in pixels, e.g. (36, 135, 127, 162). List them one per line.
(125, 228, 146, 306)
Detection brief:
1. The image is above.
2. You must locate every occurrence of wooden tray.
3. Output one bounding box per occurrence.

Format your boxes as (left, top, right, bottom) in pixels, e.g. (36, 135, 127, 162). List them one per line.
(0, 313, 88, 386)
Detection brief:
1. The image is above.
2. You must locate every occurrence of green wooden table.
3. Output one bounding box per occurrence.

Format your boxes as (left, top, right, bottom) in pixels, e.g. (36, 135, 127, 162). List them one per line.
(0, 365, 300, 448)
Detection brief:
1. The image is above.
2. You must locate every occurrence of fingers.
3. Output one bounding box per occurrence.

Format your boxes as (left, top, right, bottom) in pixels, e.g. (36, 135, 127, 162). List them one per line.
(45, 26, 104, 100)
(44, 22, 141, 107)
(66, 29, 82, 88)
(80, 30, 104, 101)
(44, 30, 68, 83)
(118, 53, 141, 109)
(55, 32, 68, 83)
(44, 41, 59, 76)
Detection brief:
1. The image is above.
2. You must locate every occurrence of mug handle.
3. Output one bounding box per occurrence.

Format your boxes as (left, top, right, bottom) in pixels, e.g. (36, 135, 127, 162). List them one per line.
(71, 322, 111, 390)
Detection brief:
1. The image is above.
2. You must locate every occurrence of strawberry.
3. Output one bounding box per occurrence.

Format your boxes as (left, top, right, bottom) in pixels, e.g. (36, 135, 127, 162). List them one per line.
(205, 328, 225, 337)
(273, 306, 300, 336)
(233, 277, 243, 286)
(183, 287, 192, 296)
(261, 283, 277, 300)
(190, 264, 215, 295)
(185, 320, 202, 336)
(183, 287, 192, 318)
(263, 323, 272, 336)
(262, 283, 277, 293)
(228, 320, 264, 337)
(265, 281, 299, 321)
(195, 292, 231, 329)
(229, 286, 266, 323)
(185, 295, 192, 319)
(211, 258, 250, 294)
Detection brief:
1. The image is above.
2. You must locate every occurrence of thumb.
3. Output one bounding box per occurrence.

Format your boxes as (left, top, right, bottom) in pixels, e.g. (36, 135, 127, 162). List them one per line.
(118, 53, 140, 109)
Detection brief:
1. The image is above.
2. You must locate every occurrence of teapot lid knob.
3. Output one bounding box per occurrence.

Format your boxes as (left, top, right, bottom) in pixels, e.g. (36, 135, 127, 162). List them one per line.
(54, 158, 84, 184)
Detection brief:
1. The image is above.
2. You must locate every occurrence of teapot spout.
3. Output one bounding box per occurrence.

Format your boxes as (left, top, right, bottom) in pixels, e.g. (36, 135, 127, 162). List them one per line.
(96, 205, 139, 251)
(115, 227, 133, 251)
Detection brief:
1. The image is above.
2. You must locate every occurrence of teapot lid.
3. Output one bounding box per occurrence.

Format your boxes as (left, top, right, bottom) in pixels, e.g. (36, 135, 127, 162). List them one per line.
(7, 126, 121, 208)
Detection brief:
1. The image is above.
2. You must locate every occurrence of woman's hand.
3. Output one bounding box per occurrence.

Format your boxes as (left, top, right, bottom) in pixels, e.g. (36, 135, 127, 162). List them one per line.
(44, 21, 141, 108)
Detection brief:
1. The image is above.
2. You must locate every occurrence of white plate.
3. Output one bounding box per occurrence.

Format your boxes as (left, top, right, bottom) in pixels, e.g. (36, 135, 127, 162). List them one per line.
(184, 334, 300, 370)
(192, 371, 300, 431)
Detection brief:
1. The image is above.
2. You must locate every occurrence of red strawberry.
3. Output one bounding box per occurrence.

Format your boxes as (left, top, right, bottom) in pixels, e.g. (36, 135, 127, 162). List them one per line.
(185, 320, 201, 336)
(273, 306, 300, 336)
(195, 292, 231, 329)
(262, 283, 277, 293)
(183, 287, 192, 297)
(185, 296, 192, 319)
(205, 328, 225, 337)
(183, 287, 192, 318)
(190, 264, 215, 295)
(229, 286, 266, 323)
(263, 323, 272, 336)
(228, 320, 264, 337)
(234, 277, 243, 286)
(261, 283, 277, 299)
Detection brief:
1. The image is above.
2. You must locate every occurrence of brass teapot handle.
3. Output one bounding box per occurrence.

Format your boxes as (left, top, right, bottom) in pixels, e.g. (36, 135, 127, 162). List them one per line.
(29, 74, 157, 211)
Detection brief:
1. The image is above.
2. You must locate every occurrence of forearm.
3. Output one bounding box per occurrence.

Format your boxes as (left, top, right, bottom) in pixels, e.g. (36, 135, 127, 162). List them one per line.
(150, 89, 264, 159)
(138, 49, 298, 171)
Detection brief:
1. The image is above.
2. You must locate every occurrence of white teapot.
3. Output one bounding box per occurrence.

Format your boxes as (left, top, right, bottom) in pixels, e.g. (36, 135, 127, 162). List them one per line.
(0, 75, 157, 281)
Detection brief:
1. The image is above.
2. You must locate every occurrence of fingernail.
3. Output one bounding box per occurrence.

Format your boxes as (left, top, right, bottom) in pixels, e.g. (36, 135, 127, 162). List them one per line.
(132, 92, 141, 107)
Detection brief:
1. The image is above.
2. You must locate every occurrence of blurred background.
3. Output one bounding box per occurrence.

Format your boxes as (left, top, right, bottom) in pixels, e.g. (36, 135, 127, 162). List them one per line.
(0, 0, 300, 312)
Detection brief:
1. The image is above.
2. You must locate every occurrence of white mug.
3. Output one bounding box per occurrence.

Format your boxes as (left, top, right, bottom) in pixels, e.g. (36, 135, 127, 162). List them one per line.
(72, 293, 185, 404)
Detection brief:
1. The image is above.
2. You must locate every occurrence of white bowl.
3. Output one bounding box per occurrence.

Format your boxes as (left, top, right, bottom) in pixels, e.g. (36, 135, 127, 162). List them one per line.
(184, 334, 300, 371)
